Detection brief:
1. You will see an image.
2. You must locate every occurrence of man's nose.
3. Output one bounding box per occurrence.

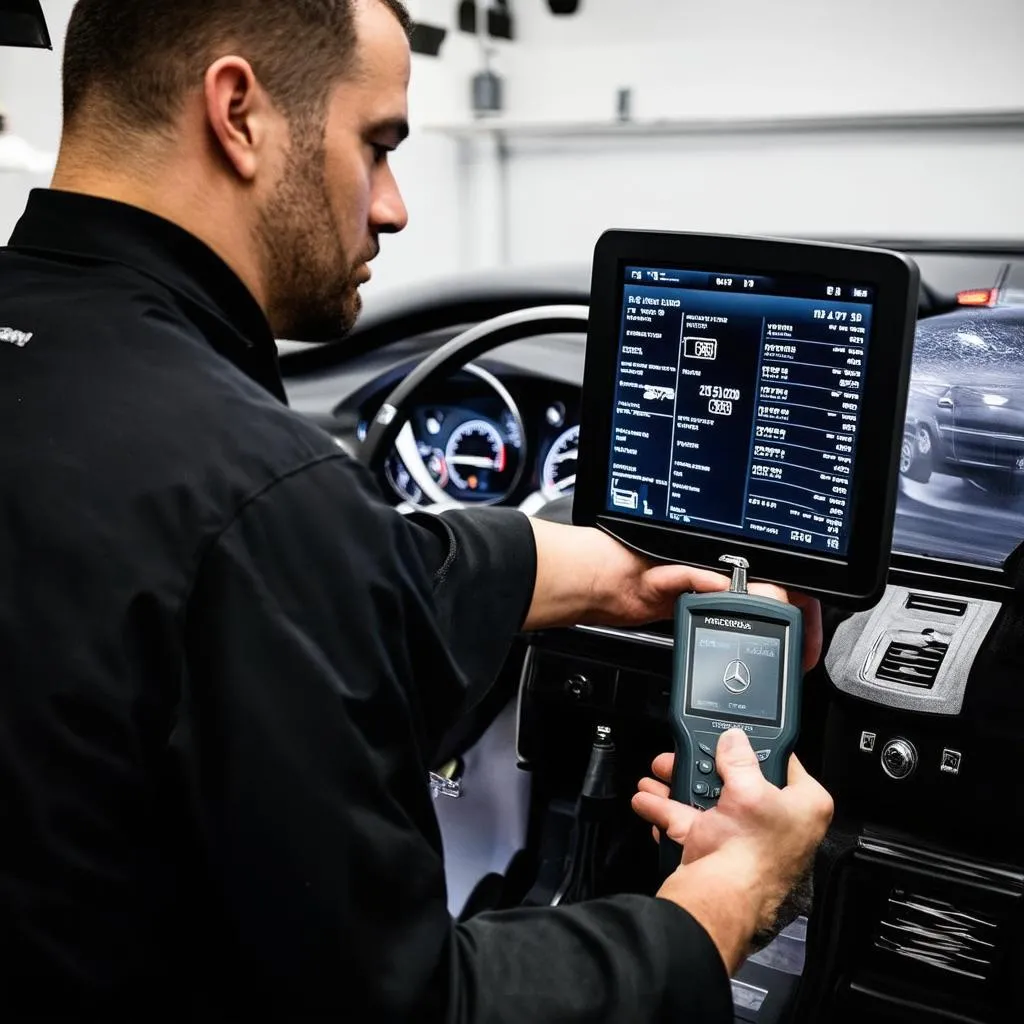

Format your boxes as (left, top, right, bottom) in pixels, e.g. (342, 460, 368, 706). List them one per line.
(371, 165, 409, 235)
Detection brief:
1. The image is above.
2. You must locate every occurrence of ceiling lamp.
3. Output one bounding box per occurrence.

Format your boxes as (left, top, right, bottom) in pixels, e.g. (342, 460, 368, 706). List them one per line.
(0, 0, 51, 49)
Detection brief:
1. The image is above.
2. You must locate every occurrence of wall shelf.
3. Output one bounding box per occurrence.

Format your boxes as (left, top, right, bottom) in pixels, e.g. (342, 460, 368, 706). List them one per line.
(424, 108, 1024, 140)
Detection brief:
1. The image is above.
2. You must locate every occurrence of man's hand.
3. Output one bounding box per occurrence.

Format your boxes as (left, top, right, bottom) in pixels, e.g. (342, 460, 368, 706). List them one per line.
(631, 730, 834, 974)
(525, 520, 823, 671)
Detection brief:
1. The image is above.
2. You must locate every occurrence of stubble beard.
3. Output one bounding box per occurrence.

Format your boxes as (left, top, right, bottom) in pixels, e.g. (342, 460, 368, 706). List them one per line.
(255, 132, 364, 342)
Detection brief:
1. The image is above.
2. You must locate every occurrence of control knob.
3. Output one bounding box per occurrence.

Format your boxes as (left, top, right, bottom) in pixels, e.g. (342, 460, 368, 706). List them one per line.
(564, 674, 592, 701)
(880, 738, 918, 780)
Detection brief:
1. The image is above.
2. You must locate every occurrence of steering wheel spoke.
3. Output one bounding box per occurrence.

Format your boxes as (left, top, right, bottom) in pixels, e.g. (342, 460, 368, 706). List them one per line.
(394, 422, 450, 507)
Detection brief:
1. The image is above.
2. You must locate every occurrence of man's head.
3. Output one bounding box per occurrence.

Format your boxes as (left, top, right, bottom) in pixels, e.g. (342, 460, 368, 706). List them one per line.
(57, 0, 413, 340)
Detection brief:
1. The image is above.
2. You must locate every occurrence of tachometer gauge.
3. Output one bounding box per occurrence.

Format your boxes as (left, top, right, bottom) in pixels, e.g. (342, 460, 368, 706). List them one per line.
(542, 425, 579, 497)
(385, 443, 448, 504)
(445, 419, 511, 497)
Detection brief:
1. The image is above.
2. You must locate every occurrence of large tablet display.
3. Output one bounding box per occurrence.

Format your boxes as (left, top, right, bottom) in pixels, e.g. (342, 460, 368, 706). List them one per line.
(574, 231, 919, 606)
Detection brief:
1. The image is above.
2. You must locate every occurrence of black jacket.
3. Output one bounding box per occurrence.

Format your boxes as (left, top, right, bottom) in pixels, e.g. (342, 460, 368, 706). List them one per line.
(0, 190, 731, 1022)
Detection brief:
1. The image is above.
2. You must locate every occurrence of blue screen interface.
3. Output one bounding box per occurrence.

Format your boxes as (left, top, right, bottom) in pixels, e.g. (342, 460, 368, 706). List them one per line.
(606, 265, 875, 557)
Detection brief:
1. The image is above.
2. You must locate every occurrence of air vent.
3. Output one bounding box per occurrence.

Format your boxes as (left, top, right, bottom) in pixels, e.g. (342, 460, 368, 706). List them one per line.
(905, 593, 968, 617)
(875, 632, 950, 688)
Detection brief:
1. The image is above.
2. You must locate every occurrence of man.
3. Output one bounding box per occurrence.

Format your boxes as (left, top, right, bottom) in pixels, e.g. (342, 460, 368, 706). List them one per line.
(0, 1, 833, 1020)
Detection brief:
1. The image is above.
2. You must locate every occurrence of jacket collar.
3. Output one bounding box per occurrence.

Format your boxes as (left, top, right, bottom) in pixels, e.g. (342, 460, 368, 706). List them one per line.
(7, 189, 286, 401)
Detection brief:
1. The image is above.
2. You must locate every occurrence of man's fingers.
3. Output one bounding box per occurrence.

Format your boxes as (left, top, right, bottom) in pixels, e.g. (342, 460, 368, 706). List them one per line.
(645, 565, 730, 605)
(749, 581, 788, 604)
(631, 791, 672, 831)
(744, 584, 823, 672)
(785, 753, 836, 823)
(651, 752, 674, 783)
(637, 776, 671, 800)
(789, 592, 824, 671)
(787, 751, 811, 787)
(631, 791, 698, 844)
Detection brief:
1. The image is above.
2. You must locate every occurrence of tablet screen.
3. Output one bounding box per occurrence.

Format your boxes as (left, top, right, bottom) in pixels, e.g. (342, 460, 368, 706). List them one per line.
(607, 265, 874, 557)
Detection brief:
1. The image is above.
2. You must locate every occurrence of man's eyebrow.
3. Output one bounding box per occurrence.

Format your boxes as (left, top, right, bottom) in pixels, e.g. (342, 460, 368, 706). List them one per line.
(370, 117, 410, 144)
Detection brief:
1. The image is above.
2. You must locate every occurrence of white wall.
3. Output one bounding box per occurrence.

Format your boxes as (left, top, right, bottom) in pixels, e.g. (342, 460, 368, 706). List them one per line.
(367, 20, 506, 300)
(0, 0, 72, 241)
(0, 0, 481, 296)
(439, 0, 1024, 268)
(500, 127, 1024, 265)
(504, 0, 1024, 122)
(4, 1, 1023, 285)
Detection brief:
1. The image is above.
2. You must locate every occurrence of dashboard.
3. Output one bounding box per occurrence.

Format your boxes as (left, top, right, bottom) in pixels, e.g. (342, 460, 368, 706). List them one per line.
(352, 366, 581, 508)
(286, 248, 1024, 597)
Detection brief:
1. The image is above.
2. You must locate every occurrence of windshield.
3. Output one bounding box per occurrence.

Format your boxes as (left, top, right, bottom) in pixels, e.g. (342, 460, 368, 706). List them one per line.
(893, 305, 1024, 569)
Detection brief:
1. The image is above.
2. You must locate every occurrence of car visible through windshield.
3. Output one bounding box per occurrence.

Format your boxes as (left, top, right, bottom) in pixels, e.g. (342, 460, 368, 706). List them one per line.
(895, 304, 1024, 568)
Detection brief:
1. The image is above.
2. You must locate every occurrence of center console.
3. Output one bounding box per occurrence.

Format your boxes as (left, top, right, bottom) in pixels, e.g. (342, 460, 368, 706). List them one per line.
(515, 585, 1024, 1023)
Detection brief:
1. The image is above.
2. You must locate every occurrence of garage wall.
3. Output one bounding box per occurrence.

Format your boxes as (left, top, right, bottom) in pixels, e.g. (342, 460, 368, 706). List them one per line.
(0, 0, 481, 297)
(437, 0, 1024, 268)
(505, 0, 1024, 123)
(0, 0, 71, 242)
(4, 1, 1023, 285)
(498, 126, 1024, 265)
(368, 0, 504, 298)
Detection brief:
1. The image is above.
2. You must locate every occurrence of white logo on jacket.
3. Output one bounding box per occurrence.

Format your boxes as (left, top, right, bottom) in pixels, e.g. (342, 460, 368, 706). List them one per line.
(0, 327, 33, 348)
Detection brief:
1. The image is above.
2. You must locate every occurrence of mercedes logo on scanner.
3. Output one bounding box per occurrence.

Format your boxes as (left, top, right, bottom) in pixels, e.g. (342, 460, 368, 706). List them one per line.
(723, 660, 751, 694)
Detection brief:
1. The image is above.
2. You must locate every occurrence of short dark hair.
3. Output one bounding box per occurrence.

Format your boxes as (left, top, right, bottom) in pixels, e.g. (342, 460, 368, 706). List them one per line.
(62, 0, 412, 131)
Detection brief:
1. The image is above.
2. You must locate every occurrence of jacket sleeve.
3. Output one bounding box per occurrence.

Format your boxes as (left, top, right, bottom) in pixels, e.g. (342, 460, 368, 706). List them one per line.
(177, 453, 734, 1023)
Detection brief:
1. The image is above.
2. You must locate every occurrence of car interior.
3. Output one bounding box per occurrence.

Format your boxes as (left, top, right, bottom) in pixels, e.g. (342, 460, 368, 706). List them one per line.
(281, 242, 1024, 1024)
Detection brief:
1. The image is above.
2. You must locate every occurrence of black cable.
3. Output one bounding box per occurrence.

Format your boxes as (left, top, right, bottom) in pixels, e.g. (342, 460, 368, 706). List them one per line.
(585, 825, 602, 897)
(557, 724, 619, 905)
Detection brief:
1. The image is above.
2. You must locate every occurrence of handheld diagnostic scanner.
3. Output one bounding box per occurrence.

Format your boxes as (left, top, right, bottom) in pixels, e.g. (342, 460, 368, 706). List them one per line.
(659, 555, 803, 875)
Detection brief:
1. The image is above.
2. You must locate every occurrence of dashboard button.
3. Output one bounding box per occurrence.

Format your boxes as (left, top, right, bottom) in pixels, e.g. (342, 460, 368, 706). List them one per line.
(697, 759, 714, 775)
(881, 738, 918, 780)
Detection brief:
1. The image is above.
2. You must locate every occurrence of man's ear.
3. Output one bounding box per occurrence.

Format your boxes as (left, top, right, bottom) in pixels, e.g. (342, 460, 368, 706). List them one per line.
(203, 56, 272, 182)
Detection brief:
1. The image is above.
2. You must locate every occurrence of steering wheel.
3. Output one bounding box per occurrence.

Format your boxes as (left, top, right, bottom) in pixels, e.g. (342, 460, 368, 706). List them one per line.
(360, 305, 590, 514)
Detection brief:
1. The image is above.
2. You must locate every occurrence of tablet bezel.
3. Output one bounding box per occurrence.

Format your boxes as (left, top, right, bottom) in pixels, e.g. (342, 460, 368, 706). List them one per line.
(573, 229, 920, 609)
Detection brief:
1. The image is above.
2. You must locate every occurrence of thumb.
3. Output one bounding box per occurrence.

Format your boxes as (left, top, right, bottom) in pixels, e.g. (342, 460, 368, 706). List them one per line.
(715, 729, 763, 789)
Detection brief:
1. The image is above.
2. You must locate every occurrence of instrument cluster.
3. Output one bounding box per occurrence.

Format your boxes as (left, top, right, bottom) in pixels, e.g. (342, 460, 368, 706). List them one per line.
(357, 366, 580, 508)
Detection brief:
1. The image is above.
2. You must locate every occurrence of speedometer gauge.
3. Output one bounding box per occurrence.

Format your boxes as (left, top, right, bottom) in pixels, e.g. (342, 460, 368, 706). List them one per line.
(542, 425, 579, 497)
(445, 419, 512, 498)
